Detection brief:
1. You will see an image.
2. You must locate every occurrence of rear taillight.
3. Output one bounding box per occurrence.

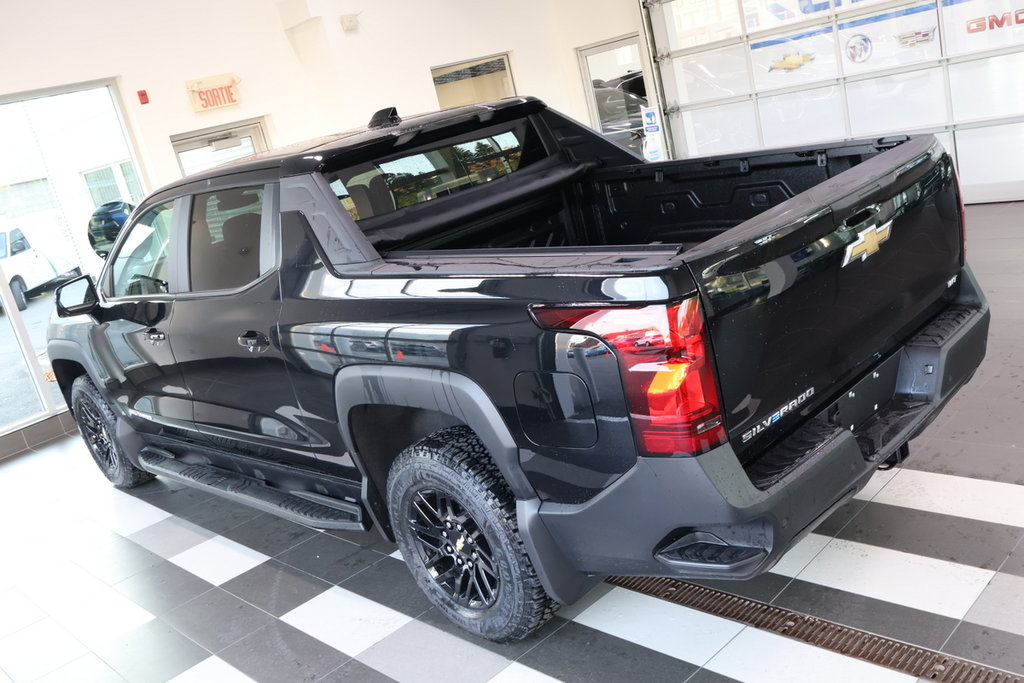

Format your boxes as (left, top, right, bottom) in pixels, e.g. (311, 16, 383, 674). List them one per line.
(532, 298, 727, 457)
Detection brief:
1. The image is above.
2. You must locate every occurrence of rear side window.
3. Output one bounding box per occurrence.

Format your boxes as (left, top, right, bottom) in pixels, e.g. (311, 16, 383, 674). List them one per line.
(110, 202, 174, 297)
(188, 186, 269, 292)
(324, 120, 545, 223)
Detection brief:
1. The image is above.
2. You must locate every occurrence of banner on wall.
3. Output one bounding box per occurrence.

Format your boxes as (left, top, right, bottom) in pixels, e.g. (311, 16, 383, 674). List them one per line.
(837, 3, 942, 74)
(942, 0, 1024, 55)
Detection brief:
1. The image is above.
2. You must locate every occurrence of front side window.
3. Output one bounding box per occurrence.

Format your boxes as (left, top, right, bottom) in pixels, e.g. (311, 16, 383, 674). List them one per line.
(324, 121, 543, 224)
(9, 229, 29, 254)
(110, 201, 174, 297)
(189, 186, 266, 292)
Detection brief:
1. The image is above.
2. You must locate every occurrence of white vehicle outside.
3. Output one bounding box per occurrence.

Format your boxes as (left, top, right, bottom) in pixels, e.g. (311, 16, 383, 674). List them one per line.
(0, 224, 79, 311)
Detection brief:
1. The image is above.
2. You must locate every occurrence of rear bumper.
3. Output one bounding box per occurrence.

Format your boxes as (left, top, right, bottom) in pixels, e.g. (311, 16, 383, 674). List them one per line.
(525, 265, 989, 599)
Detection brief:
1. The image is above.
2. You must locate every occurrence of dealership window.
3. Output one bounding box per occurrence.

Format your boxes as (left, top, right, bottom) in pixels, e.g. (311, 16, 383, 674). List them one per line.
(82, 161, 143, 207)
(644, 0, 1024, 201)
(431, 54, 516, 109)
(0, 85, 144, 438)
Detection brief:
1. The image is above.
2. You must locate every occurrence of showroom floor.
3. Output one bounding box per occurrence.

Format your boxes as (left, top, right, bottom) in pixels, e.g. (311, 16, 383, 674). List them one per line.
(0, 202, 1021, 683)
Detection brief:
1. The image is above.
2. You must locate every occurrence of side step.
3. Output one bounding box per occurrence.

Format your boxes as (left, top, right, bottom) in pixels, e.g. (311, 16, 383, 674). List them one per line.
(138, 448, 369, 531)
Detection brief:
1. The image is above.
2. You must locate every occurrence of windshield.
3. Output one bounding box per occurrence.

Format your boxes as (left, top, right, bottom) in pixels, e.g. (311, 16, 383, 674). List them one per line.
(323, 119, 545, 223)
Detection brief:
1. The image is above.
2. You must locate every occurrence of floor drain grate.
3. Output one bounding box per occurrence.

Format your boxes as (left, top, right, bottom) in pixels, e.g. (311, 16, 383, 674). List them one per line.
(608, 576, 1021, 683)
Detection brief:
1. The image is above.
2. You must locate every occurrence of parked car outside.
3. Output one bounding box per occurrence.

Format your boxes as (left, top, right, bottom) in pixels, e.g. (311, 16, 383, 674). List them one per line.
(87, 201, 135, 257)
(0, 224, 80, 311)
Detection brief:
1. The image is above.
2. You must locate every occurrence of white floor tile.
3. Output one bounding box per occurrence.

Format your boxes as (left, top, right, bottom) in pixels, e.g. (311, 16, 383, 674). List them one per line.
(853, 466, 901, 501)
(168, 656, 256, 683)
(16, 562, 154, 647)
(0, 617, 87, 682)
(774, 534, 994, 619)
(129, 516, 216, 559)
(169, 535, 270, 586)
(488, 662, 561, 682)
(0, 589, 45, 639)
(572, 586, 744, 665)
(704, 626, 915, 682)
(281, 586, 413, 656)
(389, 548, 404, 561)
(86, 488, 172, 537)
(770, 533, 831, 577)
(869, 468, 1024, 528)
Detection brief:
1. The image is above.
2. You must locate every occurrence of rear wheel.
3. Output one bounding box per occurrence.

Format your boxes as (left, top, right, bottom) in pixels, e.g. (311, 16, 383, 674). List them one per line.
(10, 279, 27, 311)
(387, 426, 558, 642)
(71, 376, 154, 488)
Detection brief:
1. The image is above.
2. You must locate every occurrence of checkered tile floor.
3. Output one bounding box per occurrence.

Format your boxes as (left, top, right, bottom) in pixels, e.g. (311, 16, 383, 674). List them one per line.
(0, 202, 1021, 682)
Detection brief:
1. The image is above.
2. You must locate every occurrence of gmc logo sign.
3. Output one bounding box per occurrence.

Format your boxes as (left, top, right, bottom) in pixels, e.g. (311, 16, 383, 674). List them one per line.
(967, 9, 1024, 32)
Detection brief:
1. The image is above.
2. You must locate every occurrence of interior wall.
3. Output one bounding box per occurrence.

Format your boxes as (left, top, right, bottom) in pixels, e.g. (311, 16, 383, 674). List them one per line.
(0, 0, 642, 193)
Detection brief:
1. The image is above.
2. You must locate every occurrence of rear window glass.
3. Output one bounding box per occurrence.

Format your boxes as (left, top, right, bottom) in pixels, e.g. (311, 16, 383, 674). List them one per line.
(323, 120, 545, 223)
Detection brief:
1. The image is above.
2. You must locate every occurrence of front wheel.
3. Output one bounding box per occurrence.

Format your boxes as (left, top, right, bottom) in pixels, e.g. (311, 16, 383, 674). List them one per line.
(71, 375, 154, 488)
(387, 426, 558, 642)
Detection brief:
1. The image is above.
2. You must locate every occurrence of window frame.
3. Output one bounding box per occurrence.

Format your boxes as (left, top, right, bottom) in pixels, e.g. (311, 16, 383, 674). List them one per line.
(177, 181, 280, 297)
(101, 195, 187, 300)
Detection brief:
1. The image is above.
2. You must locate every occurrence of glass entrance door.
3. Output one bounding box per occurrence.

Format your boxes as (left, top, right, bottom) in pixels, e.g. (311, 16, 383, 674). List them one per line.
(578, 36, 653, 157)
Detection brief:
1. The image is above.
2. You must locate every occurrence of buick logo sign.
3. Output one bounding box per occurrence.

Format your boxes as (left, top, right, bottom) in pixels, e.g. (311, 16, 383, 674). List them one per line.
(846, 34, 873, 63)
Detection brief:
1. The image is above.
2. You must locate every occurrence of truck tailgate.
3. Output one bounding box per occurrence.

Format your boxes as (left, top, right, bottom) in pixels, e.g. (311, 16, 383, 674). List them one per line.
(682, 135, 963, 462)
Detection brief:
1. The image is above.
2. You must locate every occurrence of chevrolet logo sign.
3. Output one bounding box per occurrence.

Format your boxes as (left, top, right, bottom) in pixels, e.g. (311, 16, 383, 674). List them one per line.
(842, 220, 893, 267)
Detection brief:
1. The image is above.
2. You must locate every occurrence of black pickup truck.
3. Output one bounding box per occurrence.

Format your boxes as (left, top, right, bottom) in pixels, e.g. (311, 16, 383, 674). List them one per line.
(48, 97, 989, 642)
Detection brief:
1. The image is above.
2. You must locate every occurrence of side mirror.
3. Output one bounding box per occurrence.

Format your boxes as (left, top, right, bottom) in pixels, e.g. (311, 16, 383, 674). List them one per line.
(55, 275, 99, 318)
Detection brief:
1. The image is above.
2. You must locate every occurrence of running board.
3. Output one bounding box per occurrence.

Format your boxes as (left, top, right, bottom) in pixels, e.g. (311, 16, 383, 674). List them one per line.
(138, 448, 368, 531)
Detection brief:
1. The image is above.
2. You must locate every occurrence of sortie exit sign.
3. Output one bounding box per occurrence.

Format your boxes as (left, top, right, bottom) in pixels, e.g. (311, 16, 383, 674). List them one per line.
(186, 74, 241, 112)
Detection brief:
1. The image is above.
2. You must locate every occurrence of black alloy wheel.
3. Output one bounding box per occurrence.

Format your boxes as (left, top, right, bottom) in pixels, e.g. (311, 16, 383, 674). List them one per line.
(409, 488, 499, 609)
(387, 426, 558, 642)
(70, 375, 154, 488)
(77, 398, 116, 470)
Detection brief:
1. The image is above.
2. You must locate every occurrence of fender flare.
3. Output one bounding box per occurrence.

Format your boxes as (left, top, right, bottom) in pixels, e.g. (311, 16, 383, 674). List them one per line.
(334, 364, 535, 499)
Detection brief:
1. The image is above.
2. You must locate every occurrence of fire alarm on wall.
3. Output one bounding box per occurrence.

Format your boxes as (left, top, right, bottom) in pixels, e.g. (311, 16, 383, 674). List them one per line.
(137, 90, 149, 104)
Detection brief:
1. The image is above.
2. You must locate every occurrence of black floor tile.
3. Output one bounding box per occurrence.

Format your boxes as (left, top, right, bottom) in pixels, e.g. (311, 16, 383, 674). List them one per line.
(771, 578, 959, 651)
(164, 588, 276, 653)
(222, 559, 332, 617)
(113, 561, 216, 618)
(686, 668, 742, 683)
(220, 620, 350, 683)
(908, 437, 1024, 487)
(90, 618, 209, 683)
(518, 621, 698, 682)
(943, 622, 1024, 675)
(274, 533, 382, 584)
(337, 557, 432, 618)
(416, 607, 569, 660)
(813, 498, 869, 537)
(324, 528, 398, 555)
(127, 479, 216, 516)
(219, 513, 319, 557)
(171, 494, 264, 536)
(318, 659, 396, 682)
(829, 501, 1023, 571)
(691, 572, 792, 604)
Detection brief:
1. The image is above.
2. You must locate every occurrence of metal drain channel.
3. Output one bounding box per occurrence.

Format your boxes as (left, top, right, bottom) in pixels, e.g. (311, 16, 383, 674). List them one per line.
(608, 576, 1021, 683)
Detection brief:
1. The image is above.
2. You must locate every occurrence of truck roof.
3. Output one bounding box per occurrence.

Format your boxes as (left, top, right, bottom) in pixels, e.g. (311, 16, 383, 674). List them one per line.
(158, 97, 546, 194)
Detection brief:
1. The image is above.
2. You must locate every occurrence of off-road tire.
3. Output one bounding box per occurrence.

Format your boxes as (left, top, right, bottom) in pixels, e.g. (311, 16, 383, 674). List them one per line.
(70, 375, 154, 488)
(387, 425, 558, 642)
(10, 279, 27, 311)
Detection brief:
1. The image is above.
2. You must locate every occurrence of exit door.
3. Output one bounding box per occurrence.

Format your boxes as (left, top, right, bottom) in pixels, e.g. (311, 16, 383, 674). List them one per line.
(170, 119, 268, 177)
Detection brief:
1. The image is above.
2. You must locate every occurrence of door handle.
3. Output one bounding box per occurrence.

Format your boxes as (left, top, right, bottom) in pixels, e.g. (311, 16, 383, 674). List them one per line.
(145, 328, 166, 344)
(237, 330, 270, 353)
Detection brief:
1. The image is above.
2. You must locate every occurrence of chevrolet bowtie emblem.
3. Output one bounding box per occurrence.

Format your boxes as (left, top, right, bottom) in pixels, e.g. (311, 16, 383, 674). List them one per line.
(842, 220, 893, 267)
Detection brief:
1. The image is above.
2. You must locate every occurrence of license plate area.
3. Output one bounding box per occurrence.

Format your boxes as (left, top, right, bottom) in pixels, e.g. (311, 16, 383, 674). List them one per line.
(831, 351, 901, 432)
